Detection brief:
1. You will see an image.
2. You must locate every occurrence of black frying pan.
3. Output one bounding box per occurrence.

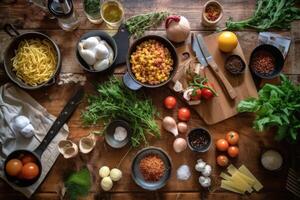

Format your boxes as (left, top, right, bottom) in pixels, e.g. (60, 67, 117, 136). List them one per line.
(3, 24, 61, 90)
(4, 88, 84, 187)
(123, 35, 179, 90)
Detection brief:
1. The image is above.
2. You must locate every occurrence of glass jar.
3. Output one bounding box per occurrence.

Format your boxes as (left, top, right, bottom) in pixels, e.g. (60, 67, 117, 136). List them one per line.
(100, 0, 124, 29)
(83, 0, 103, 24)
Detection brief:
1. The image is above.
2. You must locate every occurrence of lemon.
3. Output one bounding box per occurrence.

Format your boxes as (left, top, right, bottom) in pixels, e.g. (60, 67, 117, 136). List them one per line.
(218, 31, 238, 53)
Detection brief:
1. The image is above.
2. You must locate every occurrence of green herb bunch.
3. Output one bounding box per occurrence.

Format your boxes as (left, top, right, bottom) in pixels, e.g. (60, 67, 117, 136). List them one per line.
(125, 11, 169, 38)
(82, 77, 160, 147)
(84, 0, 100, 16)
(238, 74, 300, 142)
(65, 168, 91, 200)
(226, 0, 300, 31)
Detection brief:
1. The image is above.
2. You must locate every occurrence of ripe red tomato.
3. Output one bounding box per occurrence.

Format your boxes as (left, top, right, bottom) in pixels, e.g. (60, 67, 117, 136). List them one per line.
(21, 162, 39, 180)
(201, 88, 214, 100)
(178, 107, 191, 121)
(216, 139, 229, 151)
(228, 146, 239, 158)
(225, 131, 239, 145)
(164, 96, 177, 109)
(5, 159, 23, 177)
(21, 154, 36, 165)
(217, 155, 229, 167)
(191, 89, 201, 100)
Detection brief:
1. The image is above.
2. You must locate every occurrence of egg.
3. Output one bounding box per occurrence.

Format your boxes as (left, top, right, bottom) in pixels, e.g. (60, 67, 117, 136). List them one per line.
(101, 177, 113, 191)
(173, 138, 187, 153)
(110, 168, 122, 181)
(99, 166, 110, 178)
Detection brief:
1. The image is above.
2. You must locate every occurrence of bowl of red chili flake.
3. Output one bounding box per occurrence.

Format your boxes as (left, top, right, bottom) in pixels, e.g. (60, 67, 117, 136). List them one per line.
(131, 147, 172, 190)
(202, 0, 223, 27)
(249, 44, 284, 79)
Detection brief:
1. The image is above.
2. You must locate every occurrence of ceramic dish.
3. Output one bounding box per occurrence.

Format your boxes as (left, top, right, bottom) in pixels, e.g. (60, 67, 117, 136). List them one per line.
(131, 147, 172, 190)
(187, 128, 212, 152)
(225, 55, 246, 75)
(105, 119, 131, 148)
(201, 0, 223, 27)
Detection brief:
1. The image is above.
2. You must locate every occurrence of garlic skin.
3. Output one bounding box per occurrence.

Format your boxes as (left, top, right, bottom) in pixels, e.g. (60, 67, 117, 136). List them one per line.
(110, 168, 122, 181)
(199, 176, 211, 187)
(162, 116, 178, 137)
(177, 122, 188, 134)
(99, 166, 110, 178)
(101, 177, 113, 191)
(195, 159, 206, 172)
(79, 134, 96, 154)
(173, 138, 187, 153)
(166, 15, 191, 43)
(202, 165, 212, 177)
(58, 140, 78, 159)
(93, 58, 110, 71)
(20, 124, 34, 138)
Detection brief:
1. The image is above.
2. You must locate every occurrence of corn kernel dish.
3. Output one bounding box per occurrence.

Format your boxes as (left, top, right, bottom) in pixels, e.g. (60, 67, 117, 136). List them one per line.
(130, 39, 174, 85)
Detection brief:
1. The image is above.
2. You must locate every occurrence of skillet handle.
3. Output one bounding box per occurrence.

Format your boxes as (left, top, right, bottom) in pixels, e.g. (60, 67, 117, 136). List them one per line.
(122, 72, 142, 90)
(34, 88, 84, 157)
(4, 24, 20, 38)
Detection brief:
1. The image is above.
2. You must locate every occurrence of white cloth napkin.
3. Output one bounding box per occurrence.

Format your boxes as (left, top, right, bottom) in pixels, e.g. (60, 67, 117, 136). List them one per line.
(0, 83, 68, 198)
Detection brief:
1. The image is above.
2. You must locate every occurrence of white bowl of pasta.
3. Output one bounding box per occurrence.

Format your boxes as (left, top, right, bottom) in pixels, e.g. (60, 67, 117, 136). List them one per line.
(3, 24, 61, 90)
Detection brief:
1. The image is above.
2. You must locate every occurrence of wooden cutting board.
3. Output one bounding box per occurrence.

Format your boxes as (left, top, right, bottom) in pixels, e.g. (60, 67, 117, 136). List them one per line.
(169, 33, 258, 125)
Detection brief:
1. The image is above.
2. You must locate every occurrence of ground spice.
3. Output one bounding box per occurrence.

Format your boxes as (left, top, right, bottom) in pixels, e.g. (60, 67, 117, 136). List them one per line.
(251, 50, 275, 75)
(139, 154, 165, 182)
(225, 55, 245, 74)
(205, 4, 221, 21)
(189, 130, 209, 150)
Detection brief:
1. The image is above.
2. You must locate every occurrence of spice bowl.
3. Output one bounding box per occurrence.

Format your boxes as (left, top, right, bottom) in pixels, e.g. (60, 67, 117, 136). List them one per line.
(187, 128, 212, 152)
(201, 0, 223, 27)
(249, 44, 284, 79)
(131, 147, 172, 191)
(105, 119, 131, 148)
(225, 55, 246, 75)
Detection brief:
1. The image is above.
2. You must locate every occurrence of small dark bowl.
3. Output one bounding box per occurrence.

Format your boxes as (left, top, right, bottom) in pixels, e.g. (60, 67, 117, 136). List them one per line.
(131, 147, 172, 191)
(260, 148, 284, 172)
(249, 44, 284, 79)
(125, 35, 178, 88)
(76, 31, 117, 72)
(105, 119, 131, 148)
(225, 55, 246, 75)
(187, 128, 212, 153)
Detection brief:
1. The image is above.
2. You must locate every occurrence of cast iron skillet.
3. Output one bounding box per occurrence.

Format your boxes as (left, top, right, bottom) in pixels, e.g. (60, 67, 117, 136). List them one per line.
(123, 35, 179, 90)
(3, 24, 61, 90)
(4, 88, 84, 187)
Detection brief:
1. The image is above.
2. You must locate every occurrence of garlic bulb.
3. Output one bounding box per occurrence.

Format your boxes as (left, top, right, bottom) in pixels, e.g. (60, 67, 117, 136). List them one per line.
(99, 166, 110, 178)
(110, 168, 122, 181)
(82, 36, 101, 49)
(12, 115, 35, 138)
(199, 176, 211, 187)
(58, 140, 78, 159)
(79, 134, 96, 154)
(202, 164, 212, 177)
(195, 159, 206, 172)
(94, 43, 109, 60)
(162, 116, 178, 137)
(93, 58, 110, 71)
(173, 138, 187, 153)
(101, 40, 114, 64)
(165, 15, 191, 43)
(21, 124, 34, 138)
(78, 43, 97, 65)
(101, 177, 113, 191)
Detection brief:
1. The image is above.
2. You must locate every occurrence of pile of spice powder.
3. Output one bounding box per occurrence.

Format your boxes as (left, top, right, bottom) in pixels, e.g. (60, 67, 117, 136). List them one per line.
(139, 154, 165, 182)
(251, 50, 275, 75)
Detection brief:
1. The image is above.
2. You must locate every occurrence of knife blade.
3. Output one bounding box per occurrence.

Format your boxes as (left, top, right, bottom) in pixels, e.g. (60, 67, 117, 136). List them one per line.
(196, 34, 214, 63)
(192, 33, 208, 66)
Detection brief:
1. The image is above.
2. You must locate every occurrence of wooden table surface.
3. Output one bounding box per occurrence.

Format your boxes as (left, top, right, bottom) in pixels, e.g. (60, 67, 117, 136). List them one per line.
(0, 0, 300, 199)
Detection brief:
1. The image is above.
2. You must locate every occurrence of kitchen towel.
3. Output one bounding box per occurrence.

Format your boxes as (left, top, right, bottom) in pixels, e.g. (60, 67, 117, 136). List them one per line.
(0, 83, 68, 198)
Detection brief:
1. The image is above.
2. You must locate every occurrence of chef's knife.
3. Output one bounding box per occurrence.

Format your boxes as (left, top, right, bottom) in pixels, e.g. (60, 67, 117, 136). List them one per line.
(196, 34, 237, 100)
(192, 33, 207, 66)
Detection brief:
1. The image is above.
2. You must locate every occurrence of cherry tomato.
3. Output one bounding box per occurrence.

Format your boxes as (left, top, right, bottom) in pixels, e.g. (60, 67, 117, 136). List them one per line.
(225, 131, 239, 145)
(178, 107, 191, 121)
(201, 88, 214, 100)
(217, 155, 229, 167)
(5, 159, 23, 177)
(21, 154, 36, 165)
(216, 139, 229, 151)
(191, 89, 201, 100)
(164, 96, 177, 109)
(21, 162, 39, 180)
(228, 146, 239, 158)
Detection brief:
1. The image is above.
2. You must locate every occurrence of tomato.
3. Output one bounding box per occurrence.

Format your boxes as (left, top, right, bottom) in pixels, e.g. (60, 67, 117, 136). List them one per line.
(216, 139, 229, 151)
(21, 154, 36, 165)
(228, 146, 239, 158)
(164, 96, 177, 109)
(5, 159, 23, 177)
(191, 89, 201, 100)
(201, 88, 214, 100)
(225, 131, 239, 145)
(21, 162, 39, 180)
(217, 155, 229, 167)
(178, 107, 191, 121)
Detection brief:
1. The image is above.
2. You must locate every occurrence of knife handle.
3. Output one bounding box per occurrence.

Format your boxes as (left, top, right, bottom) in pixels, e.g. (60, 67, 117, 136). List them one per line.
(208, 60, 237, 100)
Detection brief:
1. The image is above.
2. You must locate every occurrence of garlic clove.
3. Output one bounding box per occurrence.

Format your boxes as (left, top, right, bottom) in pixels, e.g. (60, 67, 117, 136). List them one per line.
(13, 115, 30, 132)
(20, 124, 34, 138)
(93, 58, 110, 71)
(82, 37, 100, 49)
(79, 133, 96, 154)
(173, 81, 183, 92)
(58, 140, 78, 159)
(94, 43, 109, 60)
(173, 138, 187, 153)
(162, 116, 178, 137)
